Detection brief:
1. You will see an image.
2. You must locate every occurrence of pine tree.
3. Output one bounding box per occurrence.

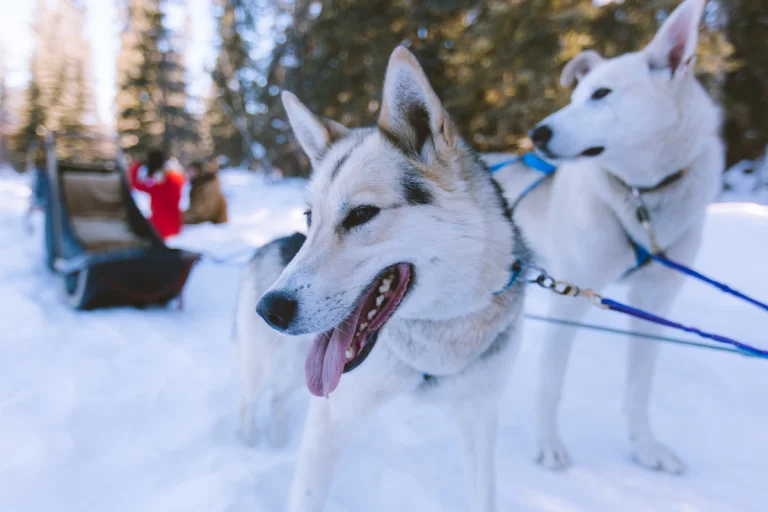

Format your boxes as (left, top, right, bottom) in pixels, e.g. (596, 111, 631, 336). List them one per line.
(0, 42, 8, 165)
(172, 9, 203, 163)
(50, 0, 100, 160)
(254, 0, 730, 176)
(253, 0, 420, 176)
(720, 0, 768, 166)
(116, 0, 199, 161)
(441, 0, 691, 151)
(204, 0, 265, 168)
(11, 0, 53, 160)
(11, 0, 99, 163)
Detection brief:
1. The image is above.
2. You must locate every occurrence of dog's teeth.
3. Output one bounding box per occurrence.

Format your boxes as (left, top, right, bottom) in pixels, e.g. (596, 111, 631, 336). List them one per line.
(358, 322, 367, 332)
(379, 279, 391, 293)
(345, 347, 354, 359)
(367, 309, 377, 320)
(375, 295, 384, 307)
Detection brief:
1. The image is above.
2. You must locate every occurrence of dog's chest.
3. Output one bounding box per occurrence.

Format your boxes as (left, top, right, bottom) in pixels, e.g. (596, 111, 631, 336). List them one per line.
(381, 297, 521, 375)
(600, 169, 715, 253)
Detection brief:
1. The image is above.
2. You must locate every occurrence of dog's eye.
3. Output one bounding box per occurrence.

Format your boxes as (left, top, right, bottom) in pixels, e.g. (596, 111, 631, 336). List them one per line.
(304, 210, 312, 228)
(591, 88, 612, 100)
(343, 206, 380, 230)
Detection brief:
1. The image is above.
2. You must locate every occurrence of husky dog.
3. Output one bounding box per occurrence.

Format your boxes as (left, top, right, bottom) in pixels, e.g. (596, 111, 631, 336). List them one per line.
(493, 0, 724, 474)
(239, 46, 528, 512)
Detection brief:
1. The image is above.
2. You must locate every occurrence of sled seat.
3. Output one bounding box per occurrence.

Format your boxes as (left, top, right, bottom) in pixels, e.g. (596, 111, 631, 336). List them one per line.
(61, 171, 150, 252)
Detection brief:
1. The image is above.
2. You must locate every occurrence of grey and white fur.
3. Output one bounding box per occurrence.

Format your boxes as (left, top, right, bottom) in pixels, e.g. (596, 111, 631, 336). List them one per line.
(237, 47, 529, 512)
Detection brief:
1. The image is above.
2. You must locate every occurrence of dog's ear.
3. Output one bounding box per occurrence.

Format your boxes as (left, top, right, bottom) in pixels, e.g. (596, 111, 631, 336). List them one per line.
(378, 46, 457, 160)
(281, 91, 349, 164)
(560, 50, 604, 87)
(645, 0, 706, 79)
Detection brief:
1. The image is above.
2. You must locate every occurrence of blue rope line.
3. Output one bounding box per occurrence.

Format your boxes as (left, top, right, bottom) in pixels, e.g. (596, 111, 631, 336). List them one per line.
(488, 152, 556, 213)
(508, 175, 550, 211)
(600, 297, 768, 358)
(523, 313, 768, 359)
(521, 152, 557, 174)
(650, 254, 768, 313)
(486, 154, 768, 358)
(522, 261, 768, 359)
(487, 157, 520, 173)
(487, 152, 557, 175)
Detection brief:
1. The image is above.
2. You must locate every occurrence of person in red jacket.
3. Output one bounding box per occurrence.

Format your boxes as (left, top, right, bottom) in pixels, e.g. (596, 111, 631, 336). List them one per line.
(128, 148, 186, 239)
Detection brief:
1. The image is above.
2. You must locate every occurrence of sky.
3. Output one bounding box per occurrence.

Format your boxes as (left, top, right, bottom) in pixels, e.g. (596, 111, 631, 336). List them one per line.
(0, 0, 217, 126)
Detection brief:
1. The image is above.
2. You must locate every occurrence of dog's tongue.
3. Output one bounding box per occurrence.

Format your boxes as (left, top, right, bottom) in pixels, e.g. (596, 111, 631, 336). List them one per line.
(305, 306, 363, 398)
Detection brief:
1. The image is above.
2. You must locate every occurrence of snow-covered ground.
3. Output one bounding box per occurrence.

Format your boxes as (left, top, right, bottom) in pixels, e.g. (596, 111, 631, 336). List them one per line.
(721, 156, 768, 205)
(1, 167, 767, 512)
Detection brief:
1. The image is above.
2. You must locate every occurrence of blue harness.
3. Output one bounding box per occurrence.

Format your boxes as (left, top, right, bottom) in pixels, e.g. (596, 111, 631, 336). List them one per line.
(488, 155, 768, 358)
(490, 153, 556, 295)
(489, 153, 557, 215)
(487, 152, 557, 174)
(628, 241, 652, 272)
(490, 154, 651, 273)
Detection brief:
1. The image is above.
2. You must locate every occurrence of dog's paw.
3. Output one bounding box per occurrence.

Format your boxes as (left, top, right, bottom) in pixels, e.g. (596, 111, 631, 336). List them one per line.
(631, 439, 685, 475)
(535, 439, 572, 471)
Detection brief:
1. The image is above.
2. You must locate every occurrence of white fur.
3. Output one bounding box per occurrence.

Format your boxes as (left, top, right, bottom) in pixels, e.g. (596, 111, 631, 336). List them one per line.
(493, 0, 723, 474)
(560, 50, 604, 88)
(239, 47, 526, 511)
(282, 90, 350, 165)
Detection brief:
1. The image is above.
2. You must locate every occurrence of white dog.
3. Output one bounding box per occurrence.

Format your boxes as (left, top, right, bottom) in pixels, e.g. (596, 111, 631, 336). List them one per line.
(238, 47, 529, 511)
(493, 0, 724, 474)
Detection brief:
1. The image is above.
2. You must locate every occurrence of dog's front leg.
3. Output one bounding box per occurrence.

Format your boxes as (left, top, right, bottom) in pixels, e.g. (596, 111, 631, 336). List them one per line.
(535, 295, 592, 471)
(287, 348, 418, 511)
(624, 268, 689, 474)
(286, 398, 339, 512)
(451, 396, 500, 512)
(622, 231, 701, 475)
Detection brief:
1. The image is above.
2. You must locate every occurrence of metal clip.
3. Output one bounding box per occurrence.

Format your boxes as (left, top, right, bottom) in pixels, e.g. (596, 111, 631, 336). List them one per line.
(530, 267, 609, 309)
(631, 187, 663, 254)
(552, 280, 581, 297)
(535, 273, 556, 290)
(635, 205, 652, 224)
(534, 273, 581, 297)
(583, 289, 609, 309)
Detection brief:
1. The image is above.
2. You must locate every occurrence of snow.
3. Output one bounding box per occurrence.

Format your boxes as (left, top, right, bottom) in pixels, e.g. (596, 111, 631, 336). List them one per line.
(721, 156, 768, 205)
(1, 166, 767, 512)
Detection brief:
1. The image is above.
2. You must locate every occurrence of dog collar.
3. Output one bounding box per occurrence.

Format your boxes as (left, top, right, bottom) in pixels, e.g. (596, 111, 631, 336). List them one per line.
(614, 168, 688, 194)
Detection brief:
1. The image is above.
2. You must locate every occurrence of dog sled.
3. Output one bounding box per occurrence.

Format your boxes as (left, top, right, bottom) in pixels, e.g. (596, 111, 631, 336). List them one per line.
(40, 132, 200, 310)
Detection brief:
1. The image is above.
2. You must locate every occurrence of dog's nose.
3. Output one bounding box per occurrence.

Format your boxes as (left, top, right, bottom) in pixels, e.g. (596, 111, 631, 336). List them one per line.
(530, 125, 553, 149)
(256, 291, 298, 332)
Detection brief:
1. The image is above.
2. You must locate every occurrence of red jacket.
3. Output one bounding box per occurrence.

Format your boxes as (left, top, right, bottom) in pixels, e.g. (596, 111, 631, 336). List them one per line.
(128, 161, 186, 239)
